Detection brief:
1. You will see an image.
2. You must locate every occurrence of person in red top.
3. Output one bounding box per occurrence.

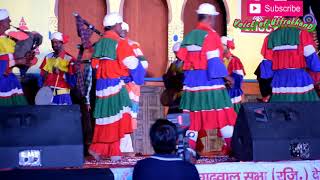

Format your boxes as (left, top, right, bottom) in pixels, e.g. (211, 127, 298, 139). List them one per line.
(177, 3, 237, 155)
(118, 22, 148, 154)
(39, 32, 76, 105)
(260, 25, 320, 102)
(89, 13, 145, 161)
(221, 36, 246, 113)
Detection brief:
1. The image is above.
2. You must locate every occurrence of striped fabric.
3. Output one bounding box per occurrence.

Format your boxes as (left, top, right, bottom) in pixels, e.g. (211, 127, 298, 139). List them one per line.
(177, 23, 237, 131)
(90, 31, 145, 158)
(179, 70, 236, 131)
(261, 28, 320, 102)
(0, 74, 27, 106)
(125, 82, 140, 119)
(223, 55, 245, 113)
(0, 36, 27, 106)
(126, 39, 147, 121)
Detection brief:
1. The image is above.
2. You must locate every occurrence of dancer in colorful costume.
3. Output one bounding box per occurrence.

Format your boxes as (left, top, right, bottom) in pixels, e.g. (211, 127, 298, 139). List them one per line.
(260, 25, 320, 102)
(120, 22, 148, 128)
(118, 22, 148, 154)
(177, 3, 237, 154)
(39, 32, 76, 105)
(89, 13, 145, 161)
(0, 9, 27, 106)
(221, 36, 245, 113)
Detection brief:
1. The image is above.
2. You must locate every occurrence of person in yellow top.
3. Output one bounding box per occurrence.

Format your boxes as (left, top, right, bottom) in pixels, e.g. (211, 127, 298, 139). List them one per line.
(39, 32, 76, 105)
(0, 9, 27, 106)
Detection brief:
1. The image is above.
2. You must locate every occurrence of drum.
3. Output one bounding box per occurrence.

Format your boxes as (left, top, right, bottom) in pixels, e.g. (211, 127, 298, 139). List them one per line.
(35, 86, 53, 105)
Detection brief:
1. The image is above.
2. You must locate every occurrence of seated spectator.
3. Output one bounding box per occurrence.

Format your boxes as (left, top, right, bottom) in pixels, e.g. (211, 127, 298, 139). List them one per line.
(132, 119, 200, 180)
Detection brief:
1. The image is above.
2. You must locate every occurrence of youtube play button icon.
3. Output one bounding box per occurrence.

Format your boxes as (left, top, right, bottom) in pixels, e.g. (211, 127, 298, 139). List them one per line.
(249, 3, 261, 14)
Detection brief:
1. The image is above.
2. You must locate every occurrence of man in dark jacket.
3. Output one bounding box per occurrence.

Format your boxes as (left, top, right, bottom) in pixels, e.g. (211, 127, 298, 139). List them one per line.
(133, 119, 200, 180)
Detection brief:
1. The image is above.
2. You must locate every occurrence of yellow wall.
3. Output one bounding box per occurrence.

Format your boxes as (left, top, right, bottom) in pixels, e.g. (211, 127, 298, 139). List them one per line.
(227, 0, 267, 79)
(0, 0, 57, 73)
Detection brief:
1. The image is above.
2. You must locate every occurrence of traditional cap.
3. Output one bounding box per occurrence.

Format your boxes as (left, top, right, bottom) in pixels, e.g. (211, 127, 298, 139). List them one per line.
(103, 13, 123, 27)
(121, 22, 129, 32)
(50, 32, 69, 44)
(0, 9, 9, 21)
(196, 3, 219, 16)
(221, 36, 235, 49)
(172, 42, 181, 52)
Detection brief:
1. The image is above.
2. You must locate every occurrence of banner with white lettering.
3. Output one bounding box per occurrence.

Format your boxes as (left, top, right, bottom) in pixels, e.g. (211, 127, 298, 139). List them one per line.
(197, 160, 320, 180)
(110, 160, 320, 180)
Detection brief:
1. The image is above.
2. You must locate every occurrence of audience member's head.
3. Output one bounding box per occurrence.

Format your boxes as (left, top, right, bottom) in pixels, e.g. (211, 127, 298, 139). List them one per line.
(150, 119, 178, 154)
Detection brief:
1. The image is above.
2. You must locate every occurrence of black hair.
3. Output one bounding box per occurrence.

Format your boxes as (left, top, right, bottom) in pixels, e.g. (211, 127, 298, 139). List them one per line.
(149, 119, 178, 154)
(198, 14, 208, 22)
(104, 26, 113, 31)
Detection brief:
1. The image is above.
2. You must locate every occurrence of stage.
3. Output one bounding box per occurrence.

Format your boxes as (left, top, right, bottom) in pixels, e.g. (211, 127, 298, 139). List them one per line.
(1, 156, 320, 180)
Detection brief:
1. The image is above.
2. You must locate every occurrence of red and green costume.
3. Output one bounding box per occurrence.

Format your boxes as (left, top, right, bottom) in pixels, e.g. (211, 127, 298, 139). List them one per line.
(0, 35, 27, 106)
(177, 22, 237, 152)
(125, 39, 148, 123)
(90, 31, 145, 157)
(260, 28, 320, 102)
(223, 54, 245, 113)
